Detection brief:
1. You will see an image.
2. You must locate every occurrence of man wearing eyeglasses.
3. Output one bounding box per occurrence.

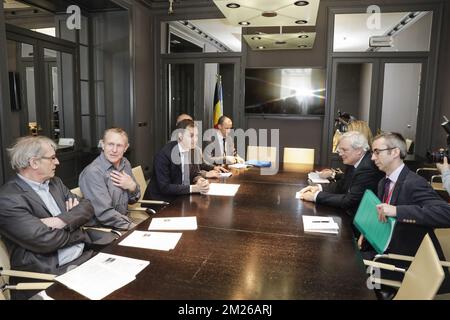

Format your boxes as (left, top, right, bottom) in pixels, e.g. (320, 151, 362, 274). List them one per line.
(362, 132, 450, 297)
(0, 136, 98, 299)
(298, 131, 383, 218)
(79, 128, 140, 231)
(365, 132, 450, 257)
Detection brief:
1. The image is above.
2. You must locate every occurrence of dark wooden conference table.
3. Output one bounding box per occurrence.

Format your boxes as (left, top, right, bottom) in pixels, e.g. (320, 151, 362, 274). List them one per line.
(47, 164, 375, 299)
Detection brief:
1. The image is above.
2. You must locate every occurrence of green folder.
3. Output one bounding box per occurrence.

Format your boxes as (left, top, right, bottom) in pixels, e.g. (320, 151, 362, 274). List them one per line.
(353, 190, 396, 254)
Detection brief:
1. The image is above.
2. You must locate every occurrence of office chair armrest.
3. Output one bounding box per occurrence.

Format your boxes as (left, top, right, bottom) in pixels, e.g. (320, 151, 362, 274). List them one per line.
(0, 269, 56, 281)
(81, 226, 122, 237)
(138, 200, 169, 206)
(367, 276, 402, 288)
(129, 207, 156, 215)
(363, 259, 407, 273)
(416, 168, 440, 174)
(8, 282, 54, 290)
(431, 174, 443, 183)
(373, 253, 450, 268)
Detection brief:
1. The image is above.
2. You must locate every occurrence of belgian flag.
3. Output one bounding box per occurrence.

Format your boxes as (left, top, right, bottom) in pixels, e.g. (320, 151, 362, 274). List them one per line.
(213, 75, 223, 128)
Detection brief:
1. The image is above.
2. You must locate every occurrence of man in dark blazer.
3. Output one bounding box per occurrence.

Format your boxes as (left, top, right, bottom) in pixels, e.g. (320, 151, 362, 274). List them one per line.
(370, 132, 450, 256)
(0, 136, 105, 299)
(144, 119, 210, 202)
(298, 131, 384, 218)
(366, 132, 450, 296)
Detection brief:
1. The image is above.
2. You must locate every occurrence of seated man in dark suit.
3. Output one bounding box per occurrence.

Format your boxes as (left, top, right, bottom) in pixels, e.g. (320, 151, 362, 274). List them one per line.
(363, 132, 450, 296)
(175, 113, 228, 177)
(144, 119, 210, 202)
(0, 136, 101, 299)
(298, 131, 384, 218)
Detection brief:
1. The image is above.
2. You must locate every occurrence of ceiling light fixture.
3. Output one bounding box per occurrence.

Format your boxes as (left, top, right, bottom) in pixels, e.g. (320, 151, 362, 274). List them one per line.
(275, 41, 287, 45)
(298, 35, 308, 38)
(294, 1, 310, 6)
(239, 21, 250, 25)
(251, 36, 262, 40)
(298, 45, 308, 48)
(226, 3, 240, 8)
(295, 20, 308, 24)
(257, 46, 265, 49)
(262, 11, 277, 18)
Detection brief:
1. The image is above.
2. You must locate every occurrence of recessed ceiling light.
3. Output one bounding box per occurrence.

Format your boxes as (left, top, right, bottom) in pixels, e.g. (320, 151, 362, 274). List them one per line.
(275, 41, 287, 45)
(257, 46, 265, 49)
(294, 1, 309, 6)
(226, 3, 240, 9)
(298, 35, 309, 38)
(239, 21, 250, 25)
(295, 20, 308, 24)
(251, 36, 262, 40)
(298, 45, 308, 48)
(262, 11, 277, 18)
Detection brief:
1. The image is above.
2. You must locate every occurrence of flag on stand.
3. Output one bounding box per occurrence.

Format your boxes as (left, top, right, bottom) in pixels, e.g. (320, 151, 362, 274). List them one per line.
(213, 75, 223, 128)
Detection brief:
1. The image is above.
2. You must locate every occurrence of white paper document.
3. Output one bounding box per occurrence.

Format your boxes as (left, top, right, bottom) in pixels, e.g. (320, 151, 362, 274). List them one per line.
(302, 215, 339, 234)
(308, 172, 330, 184)
(219, 172, 232, 178)
(148, 216, 197, 230)
(228, 163, 247, 169)
(295, 191, 301, 199)
(119, 230, 182, 251)
(206, 183, 240, 196)
(55, 253, 149, 300)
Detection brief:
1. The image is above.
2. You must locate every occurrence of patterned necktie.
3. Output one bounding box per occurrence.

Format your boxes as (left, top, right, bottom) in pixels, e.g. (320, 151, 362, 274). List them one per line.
(382, 177, 391, 203)
(182, 151, 190, 186)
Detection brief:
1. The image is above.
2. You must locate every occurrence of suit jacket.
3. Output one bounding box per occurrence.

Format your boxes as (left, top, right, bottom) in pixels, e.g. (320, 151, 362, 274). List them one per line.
(204, 131, 236, 165)
(0, 175, 96, 275)
(379, 165, 450, 257)
(145, 141, 202, 202)
(316, 152, 384, 217)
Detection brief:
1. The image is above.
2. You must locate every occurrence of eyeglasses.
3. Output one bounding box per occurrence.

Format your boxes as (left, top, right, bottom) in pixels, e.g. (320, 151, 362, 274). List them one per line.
(40, 155, 58, 161)
(372, 147, 396, 156)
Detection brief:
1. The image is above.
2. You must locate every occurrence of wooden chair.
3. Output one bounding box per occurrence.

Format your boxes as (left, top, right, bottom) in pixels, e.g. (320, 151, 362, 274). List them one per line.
(283, 147, 315, 164)
(0, 237, 55, 300)
(246, 146, 278, 164)
(128, 166, 169, 221)
(364, 234, 447, 300)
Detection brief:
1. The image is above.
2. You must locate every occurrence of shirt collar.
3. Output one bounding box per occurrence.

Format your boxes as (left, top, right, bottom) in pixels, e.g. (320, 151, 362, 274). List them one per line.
(387, 163, 405, 184)
(177, 142, 189, 154)
(353, 152, 366, 169)
(99, 151, 125, 171)
(216, 130, 225, 140)
(17, 173, 50, 191)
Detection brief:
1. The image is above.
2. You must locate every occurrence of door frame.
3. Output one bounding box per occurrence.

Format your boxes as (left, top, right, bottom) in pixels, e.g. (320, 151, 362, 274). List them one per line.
(159, 53, 242, 150)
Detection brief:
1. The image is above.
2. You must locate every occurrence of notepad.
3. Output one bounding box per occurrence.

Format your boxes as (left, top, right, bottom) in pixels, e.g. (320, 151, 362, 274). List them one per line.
(119, 230, 182, 251)
(353, 190, 396, 254)
(308, 171, 330, 184)
(55, 253, 149, 300)
(302, 215, 339, 234)
(207, 183, 240, 196)
(148, 216, 197, 230)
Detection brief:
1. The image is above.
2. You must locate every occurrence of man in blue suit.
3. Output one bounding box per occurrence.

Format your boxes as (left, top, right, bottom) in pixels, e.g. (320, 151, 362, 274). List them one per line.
(144, 119, 209, 202)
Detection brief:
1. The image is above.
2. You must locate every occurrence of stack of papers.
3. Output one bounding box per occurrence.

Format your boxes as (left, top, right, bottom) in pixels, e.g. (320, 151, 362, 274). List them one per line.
(119, 230, 182, 251)
(308, 171, 330, 184)
(148, 216, 197, 230)
(302, 216, 339, 234)
(55, 253, 149, 300)
(206, 183, 240, 196)
(219, 172, 232, 178)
